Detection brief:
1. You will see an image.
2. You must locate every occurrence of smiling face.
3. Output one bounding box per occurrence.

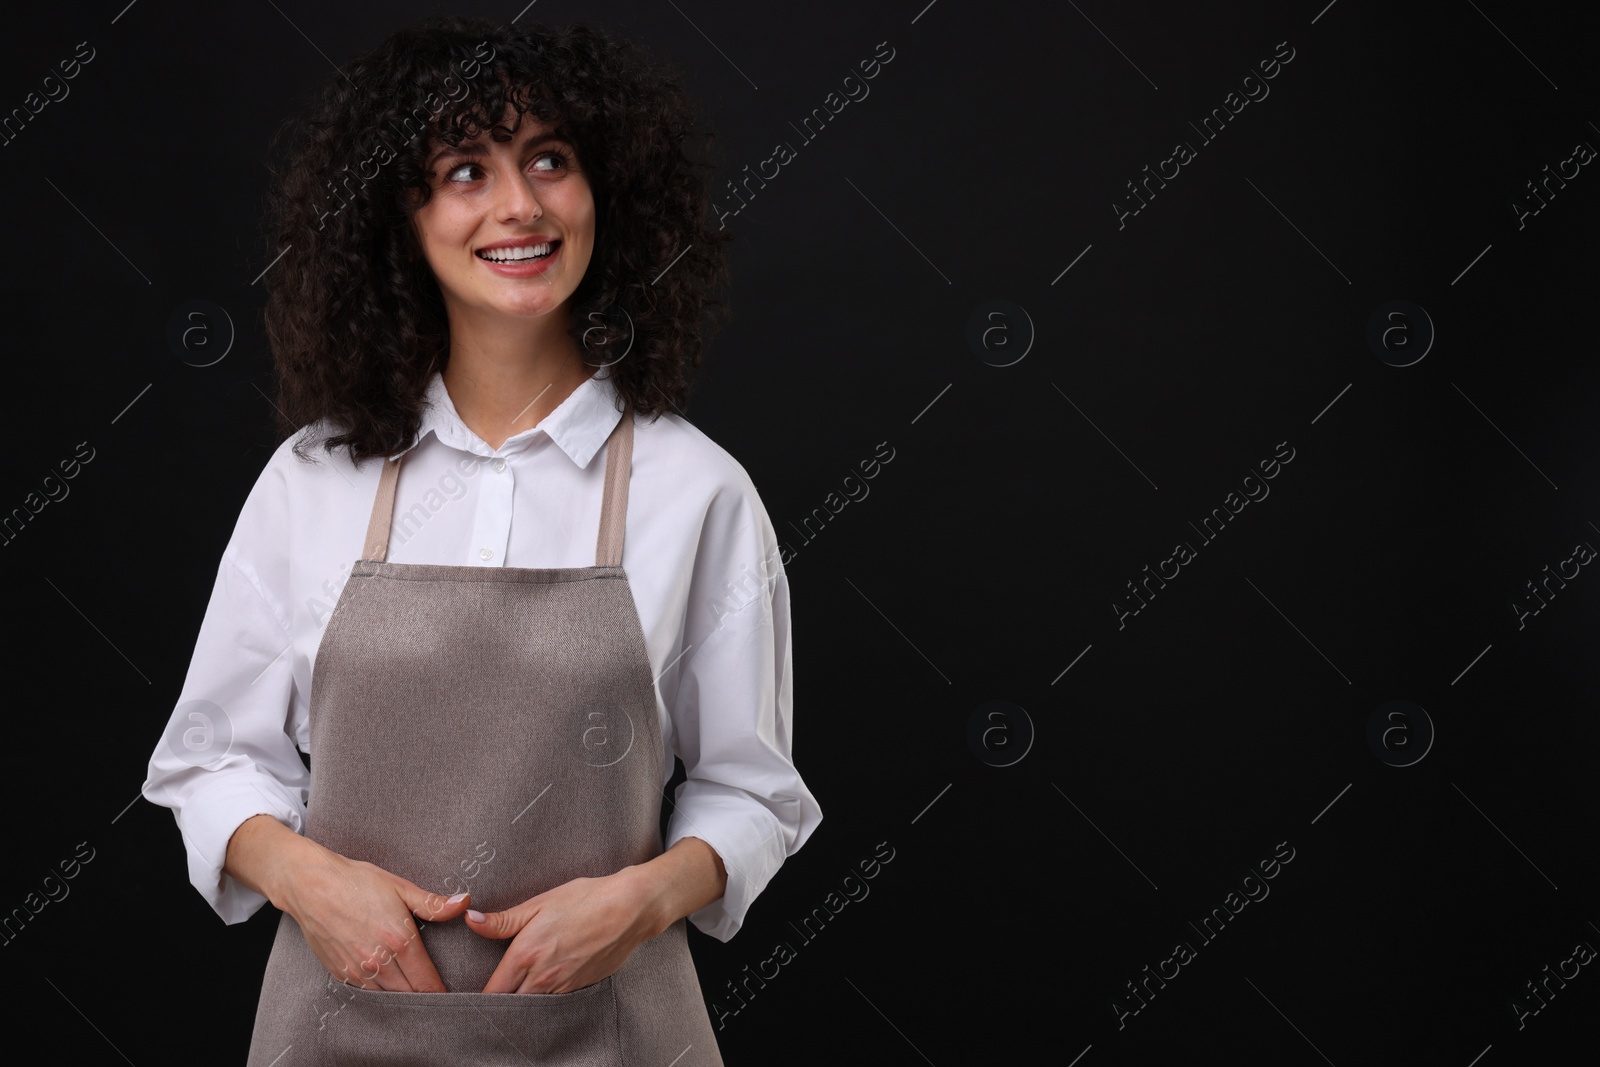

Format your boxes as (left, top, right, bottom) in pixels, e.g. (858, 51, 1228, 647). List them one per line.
(409, 105, 596, 333)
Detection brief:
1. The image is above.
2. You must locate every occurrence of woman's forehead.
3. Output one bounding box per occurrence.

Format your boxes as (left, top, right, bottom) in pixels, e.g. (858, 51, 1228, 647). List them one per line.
(425, 121, 573, 172)
(438, 100, 566, 147)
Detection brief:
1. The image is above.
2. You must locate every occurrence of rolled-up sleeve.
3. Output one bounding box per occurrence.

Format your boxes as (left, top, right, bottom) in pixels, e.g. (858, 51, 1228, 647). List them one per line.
(664, 478, 822, 942)
(142, 468, 310, 924)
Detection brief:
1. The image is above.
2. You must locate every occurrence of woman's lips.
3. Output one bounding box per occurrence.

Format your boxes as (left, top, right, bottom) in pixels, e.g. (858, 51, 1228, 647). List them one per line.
(476, 241, 560, 276)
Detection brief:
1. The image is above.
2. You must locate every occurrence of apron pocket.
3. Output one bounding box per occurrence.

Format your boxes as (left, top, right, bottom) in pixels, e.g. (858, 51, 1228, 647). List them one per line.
(321, 977, 623, 1066)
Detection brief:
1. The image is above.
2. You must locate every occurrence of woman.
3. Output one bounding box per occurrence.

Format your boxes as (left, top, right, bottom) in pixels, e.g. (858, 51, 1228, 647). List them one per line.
(141, 15, 820, 1065)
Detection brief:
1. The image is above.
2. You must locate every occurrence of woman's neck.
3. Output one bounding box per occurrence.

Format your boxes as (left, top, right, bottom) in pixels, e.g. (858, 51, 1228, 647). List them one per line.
(440, 316, 595, 452)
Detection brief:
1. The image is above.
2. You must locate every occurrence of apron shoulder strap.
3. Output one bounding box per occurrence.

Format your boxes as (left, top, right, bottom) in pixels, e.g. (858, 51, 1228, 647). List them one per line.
(595, 406, 633, 567)
(364, 454, 403, 562)
(360, 404, 633, 567)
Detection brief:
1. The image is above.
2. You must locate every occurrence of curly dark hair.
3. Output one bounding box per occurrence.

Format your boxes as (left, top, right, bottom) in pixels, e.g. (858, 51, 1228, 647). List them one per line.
(259, 15, 733, 465)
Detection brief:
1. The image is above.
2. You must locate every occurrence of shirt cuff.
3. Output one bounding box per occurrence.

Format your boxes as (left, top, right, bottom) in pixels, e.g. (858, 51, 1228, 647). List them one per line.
(169, 772, 306, 925)
(665, 785, 813, 942)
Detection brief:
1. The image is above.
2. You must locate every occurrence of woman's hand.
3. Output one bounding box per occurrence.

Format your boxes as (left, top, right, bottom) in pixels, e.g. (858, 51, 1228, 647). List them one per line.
(225, 814, 473, 991)
(465, 869, 657, 994)
(466, 837, 729, 994)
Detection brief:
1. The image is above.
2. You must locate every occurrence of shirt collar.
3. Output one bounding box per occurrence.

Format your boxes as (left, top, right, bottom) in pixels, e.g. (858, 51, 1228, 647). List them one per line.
(389, 369, 625, 469)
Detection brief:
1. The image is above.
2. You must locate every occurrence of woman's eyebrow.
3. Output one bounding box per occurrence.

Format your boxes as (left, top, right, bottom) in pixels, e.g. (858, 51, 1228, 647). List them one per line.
(428, 133, 571, 168)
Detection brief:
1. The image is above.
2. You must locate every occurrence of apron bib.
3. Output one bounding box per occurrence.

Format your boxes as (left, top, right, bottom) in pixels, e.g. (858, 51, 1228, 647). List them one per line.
(245, 408, 724, 1066)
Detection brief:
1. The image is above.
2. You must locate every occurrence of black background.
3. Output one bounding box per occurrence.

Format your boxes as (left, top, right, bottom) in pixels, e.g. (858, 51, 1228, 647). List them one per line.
(2, 1, 1596, 1064)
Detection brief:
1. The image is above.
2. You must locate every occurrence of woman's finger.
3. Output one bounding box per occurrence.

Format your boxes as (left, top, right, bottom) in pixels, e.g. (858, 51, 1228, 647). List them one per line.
(397, 878, 472, 925)
(474, 904, 550, 993)
(385, 915, 449, 992)
(291, 854, 468, 992)
(464, 899, 538, 941)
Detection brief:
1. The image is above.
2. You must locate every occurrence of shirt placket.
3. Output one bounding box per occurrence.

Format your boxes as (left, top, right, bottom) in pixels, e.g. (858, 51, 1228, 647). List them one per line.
(469, 451, 515, 566)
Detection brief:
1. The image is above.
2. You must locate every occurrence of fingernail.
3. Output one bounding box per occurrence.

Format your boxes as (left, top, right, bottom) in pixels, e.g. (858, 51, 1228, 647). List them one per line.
(468, 909, 485, 922)
(447, 893, 467, 903)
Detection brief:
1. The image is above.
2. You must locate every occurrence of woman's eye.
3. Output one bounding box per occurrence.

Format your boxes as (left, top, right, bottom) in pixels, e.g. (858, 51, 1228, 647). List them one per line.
(441, 152, 566, 183)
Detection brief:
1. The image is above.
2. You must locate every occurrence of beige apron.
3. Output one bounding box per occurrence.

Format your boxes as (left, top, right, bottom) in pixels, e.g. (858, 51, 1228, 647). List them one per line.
(246, 407, 724, 1066)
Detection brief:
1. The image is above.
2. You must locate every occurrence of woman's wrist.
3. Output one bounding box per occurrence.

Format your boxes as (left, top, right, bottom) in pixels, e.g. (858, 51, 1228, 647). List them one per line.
(620, 837, 729, 938)
(224, 813, 313, 913)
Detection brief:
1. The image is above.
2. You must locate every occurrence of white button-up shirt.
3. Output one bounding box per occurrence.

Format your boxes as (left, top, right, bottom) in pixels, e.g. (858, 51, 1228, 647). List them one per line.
(141, 369, 821, 942)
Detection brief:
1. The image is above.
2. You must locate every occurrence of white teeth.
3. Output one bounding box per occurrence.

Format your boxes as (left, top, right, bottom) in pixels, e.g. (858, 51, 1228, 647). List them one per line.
(479, 242, 552, 262)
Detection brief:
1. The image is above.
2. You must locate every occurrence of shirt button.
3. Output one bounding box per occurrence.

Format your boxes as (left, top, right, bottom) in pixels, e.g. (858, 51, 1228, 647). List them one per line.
(479, 548, 494, 561)
(493, 458, 507, 473)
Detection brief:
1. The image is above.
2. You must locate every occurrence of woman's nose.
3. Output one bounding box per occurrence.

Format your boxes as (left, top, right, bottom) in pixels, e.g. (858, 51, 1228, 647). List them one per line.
(494, 169, 542, 222)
